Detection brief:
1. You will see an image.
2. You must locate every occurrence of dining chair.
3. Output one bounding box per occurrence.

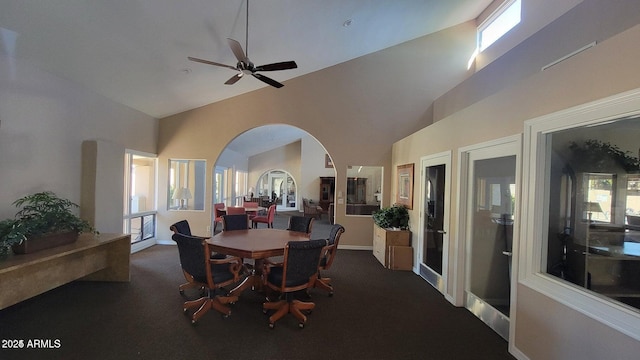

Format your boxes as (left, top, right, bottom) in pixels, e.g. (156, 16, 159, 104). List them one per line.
(222, 214, 249, 231)
(170, 220, 226, 295)
(287, 215, 314, 237)
(314, 224, 345, 296)
(251, 204, 276, 228)
(262, 239, 328, 329)
(213, 203, 225, 233)
(243, 201, 259, 221)
(172, 233, 246, 324)
(226, 206, 246, 215)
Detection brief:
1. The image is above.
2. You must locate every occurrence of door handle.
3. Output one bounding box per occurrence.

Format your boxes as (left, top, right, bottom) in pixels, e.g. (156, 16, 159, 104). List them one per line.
(502, 251, 512, 257)
(437, 230, 447, 234)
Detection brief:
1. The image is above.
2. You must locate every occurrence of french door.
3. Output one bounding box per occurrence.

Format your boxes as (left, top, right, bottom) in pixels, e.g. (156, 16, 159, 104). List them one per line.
(458, 136, 520, 341)
(418, 152, 451, 295)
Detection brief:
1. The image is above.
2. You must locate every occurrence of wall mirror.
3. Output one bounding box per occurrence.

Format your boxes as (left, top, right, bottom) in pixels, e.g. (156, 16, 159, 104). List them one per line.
(168, 159, 206, 211)
(345, 165, 383, 216)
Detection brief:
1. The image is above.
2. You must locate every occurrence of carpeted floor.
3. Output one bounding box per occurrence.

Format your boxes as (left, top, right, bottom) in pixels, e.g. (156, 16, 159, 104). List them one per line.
(0, 216, 515, 360)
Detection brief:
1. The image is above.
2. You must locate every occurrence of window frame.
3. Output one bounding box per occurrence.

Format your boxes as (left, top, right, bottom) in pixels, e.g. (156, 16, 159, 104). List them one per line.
(478, 0, 521, 52)
(520, 88, 640, 341)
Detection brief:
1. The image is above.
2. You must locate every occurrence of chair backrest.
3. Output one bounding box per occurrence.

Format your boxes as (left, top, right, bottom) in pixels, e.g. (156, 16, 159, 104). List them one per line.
(243, 201, 259, 208)
(280, 239, 328, 290)
(321, 224, 345, 270)
(287, 216, 314, 234)
(172, 233, 207, 283)
(170, 220, 192, 236)
(266, 204, 276, 222)
(214, 203, 225, 218)
(226, 206, 246, 215)
(222, 214, 249, 231)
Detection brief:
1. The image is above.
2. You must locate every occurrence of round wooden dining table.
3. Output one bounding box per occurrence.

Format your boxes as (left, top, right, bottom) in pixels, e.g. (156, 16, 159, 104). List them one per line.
(207, 229, 310, 296)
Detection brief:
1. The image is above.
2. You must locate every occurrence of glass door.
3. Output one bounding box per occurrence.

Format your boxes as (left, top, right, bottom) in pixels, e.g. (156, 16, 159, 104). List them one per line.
(463, 140, 518, 341)
(257, 170, 298, 211)
(419, 153, 451, 294)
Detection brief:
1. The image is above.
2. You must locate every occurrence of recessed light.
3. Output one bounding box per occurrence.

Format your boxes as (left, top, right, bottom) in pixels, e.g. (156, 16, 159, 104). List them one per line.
(343, 19, 353, 27)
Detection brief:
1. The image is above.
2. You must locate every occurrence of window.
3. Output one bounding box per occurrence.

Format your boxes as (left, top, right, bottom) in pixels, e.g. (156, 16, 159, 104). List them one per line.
(345, 166, 383, 216)
(123, 151, 157, 246)
(479, 0, 521, 51)
(168, 159, 206, 211)
(522, 89, 640, 340)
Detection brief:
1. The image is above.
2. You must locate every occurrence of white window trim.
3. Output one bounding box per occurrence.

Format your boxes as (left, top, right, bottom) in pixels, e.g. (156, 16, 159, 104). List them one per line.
(520, 87, 640, 341)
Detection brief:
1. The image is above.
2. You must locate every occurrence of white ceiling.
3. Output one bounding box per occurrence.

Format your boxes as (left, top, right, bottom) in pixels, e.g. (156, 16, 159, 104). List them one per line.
(1, 0, 492, 119)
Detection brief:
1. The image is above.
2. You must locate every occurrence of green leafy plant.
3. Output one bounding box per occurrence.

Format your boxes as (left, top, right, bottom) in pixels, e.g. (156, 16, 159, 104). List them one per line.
(372, 204, 410, 230)
(0, 191, 94, 256)
(568, 139, 640, 172)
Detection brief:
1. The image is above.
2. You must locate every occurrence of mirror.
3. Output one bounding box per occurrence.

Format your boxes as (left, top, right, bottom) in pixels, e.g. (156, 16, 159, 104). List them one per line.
(346, 165, 383, 215)
(168, 159, 206, 211)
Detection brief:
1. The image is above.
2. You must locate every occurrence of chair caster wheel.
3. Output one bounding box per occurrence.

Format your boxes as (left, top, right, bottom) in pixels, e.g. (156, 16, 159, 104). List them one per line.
(179, 290, 185, 295)
(263, 309, 268, 314)
(298, 322, 305, 329)
(191, 320, 197, 325)
(328, 292, 334, 297)
(268, 323, 275, 329)
(183, 308, 188, 314)
(222, 313, 230, 319)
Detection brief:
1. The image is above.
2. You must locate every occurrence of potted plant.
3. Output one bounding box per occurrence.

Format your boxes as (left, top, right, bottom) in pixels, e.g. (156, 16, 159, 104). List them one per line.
(0, 191, 94, 256)
(373, 204, 410, 230)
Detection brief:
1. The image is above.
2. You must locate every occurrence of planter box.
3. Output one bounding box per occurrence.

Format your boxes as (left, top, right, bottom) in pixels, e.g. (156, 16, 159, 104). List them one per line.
(12, 231, 79, 254)
(372, 224, 410, 268)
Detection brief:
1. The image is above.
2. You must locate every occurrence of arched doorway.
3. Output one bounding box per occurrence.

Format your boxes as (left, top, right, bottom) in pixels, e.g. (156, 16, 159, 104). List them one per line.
(256, 169, 298, 211)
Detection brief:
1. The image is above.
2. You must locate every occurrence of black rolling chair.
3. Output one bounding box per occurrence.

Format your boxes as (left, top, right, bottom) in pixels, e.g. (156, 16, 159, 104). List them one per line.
(222, 214, 249, 231)
(170, 220, 223, 295)
(314, 224, 345, 296)
(170, 220, 201, 238)
(262, 239, 328, 329)
(287, 216, 314, 237)
(172, 233, 247, 324)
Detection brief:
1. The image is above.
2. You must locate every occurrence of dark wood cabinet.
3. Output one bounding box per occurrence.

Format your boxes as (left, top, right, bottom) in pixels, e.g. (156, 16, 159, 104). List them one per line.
(319, 177, 335, 212)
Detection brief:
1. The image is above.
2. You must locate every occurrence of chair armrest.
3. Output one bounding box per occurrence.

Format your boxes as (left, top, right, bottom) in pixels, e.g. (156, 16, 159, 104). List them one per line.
(210, 256, 245, 278)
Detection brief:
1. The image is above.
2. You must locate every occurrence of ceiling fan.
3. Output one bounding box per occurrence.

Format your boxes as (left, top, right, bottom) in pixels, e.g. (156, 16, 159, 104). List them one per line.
(188, 0, 297, 88)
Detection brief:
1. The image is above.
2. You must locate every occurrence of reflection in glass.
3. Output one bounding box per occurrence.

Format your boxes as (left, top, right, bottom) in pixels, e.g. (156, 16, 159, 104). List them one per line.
(346, 166, 383, 215)
(545, 116, 640, 312)
(424, 165, 445, 275)
(469, 156, 515, 317)
(168, 159, 206, 211)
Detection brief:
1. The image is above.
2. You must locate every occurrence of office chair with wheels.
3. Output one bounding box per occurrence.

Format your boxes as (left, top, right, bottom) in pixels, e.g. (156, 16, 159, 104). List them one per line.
(314, 224, 345, 296)
(262, 239, 327, 329)
(287, 215, 314, 237)
(172, 233, 246, 324)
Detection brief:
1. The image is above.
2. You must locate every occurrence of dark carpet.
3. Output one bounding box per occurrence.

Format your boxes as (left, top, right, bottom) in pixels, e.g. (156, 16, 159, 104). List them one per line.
(0, 217, 515, 360)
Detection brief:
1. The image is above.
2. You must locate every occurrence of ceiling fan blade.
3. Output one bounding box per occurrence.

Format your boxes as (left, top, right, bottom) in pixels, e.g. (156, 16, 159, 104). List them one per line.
(224, 73, 243, 85)
(227, 38, 247, 62)
(255, 61, 298, 72)
(187, 56, 237, 71)
(252, 73, 284, 88)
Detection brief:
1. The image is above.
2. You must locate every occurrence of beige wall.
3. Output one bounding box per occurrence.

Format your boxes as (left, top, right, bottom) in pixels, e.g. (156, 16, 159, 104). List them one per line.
(156, 21, 478, 246)
(0, 53, 158, 230)
(392, 17, 640, 360)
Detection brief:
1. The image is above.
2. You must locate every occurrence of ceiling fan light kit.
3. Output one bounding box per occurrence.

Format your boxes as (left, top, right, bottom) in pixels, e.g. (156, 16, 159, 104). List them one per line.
(188, 0, 297, 88)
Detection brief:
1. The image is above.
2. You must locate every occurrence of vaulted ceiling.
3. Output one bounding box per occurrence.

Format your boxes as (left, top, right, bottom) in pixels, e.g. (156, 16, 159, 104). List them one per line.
(1, 0, 492, 120)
